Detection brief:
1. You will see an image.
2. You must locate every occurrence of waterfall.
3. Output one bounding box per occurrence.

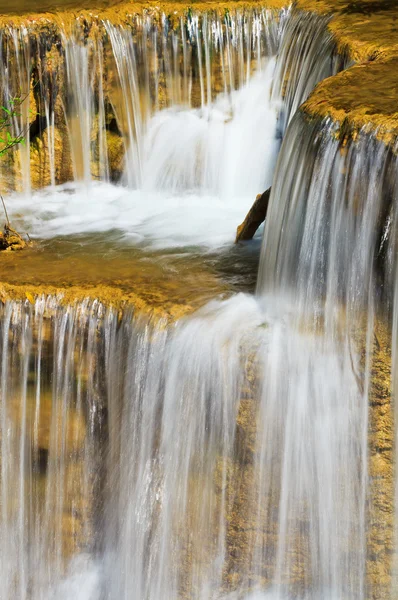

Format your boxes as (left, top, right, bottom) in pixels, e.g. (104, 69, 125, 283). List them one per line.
(0, 7, 290, 250)
(271, 12, 347, 134)
(0, 8, 285, 192)
(2, 9, 350, 252)
(0, 4, 396, 600)
(257, 114, 398, 598)
(0, 8, 345, 194)
(0, 294, 264, 599)
(0, 269, 380, 598)
(0, 298, 101, 599)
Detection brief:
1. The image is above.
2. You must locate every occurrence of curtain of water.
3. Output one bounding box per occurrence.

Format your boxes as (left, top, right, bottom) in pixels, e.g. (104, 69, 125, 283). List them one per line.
(0, 295, 268, 599)
(0, 8, 285, 192)
(0, 298, 103, 599)
(258, 113, 398, 598)
(270, 13, 348, 135)
(1, 258, 388, 599)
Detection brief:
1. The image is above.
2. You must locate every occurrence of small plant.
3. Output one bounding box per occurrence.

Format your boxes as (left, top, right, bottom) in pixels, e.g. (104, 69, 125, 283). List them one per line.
(224, 7, 231, 27)
(0, 93, 31, 251)
(0, 95, 30, 156)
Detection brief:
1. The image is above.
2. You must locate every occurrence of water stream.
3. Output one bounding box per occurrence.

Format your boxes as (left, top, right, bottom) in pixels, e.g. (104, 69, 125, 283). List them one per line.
(0, 5, 396, 600)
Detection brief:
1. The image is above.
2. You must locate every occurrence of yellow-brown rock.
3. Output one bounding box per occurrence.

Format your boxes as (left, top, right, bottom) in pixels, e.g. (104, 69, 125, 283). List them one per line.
(9, 389, 86, 458)
(367, 320, 394, 600)
(0, 0, 288, 24)
(30, 126, 66, 188)
(105, 129, 125, 180)
(0, 224, 27, 251)
(297, 0, 398, 145)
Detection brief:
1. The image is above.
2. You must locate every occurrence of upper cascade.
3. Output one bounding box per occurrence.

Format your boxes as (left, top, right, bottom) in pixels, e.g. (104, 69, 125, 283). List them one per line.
(0, 5, 285, 192)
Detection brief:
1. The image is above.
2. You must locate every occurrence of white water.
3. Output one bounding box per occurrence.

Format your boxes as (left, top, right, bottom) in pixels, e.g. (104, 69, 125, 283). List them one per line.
(2, 6, 341, 254)
(1, 6, 342, 252)
(0, 290, 367, 599)
(7, 63, 278, 249)
(257, 114, 398, 598)
(0, 8, 284, 191)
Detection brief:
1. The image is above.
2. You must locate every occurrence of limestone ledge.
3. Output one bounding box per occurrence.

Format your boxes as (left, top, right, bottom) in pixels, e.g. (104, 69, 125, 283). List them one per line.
(297, 0, 398, 146)
(0, 0, 287, 27)
(2, 0, 398, 147)
(0, 281, 212, 321)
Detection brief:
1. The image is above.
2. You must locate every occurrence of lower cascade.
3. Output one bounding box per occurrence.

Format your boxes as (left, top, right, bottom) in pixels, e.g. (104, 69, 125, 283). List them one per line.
(0, 2, 397, 600)
(0, 290, 372, 599)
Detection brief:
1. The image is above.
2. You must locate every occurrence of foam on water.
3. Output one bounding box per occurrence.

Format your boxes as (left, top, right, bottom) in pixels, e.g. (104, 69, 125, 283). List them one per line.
(8, 183, 258, 249)
(48, 556, 101, 600)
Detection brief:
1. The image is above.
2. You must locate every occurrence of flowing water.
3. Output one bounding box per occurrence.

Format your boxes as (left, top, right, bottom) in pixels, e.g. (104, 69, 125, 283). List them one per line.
(0, 5, 396, 600)
(258, 114, 398, 598)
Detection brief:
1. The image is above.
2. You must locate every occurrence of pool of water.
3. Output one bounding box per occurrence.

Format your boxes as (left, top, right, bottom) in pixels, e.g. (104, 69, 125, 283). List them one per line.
(1, 180, 265, 310)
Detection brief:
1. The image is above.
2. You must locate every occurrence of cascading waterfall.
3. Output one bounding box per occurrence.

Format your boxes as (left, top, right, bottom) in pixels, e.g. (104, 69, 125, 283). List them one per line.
(0, 295, 263, 599)
(0, 8, 345, 194)
(270, 12, 347, 133)
(1, 4, 397, 600)
(259, 115, 398, 307)
(257, 112, 398, 597)
(0, 8, 285, 192)
(2, 9, 350, 252)
(0, 298, 101, 599)
(0, 7, 292, 250)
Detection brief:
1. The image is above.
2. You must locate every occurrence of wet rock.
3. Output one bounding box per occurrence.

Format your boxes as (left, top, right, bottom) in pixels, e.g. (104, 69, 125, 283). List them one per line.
(298, 1, 398, 145)
(366, 321, 394, 600)
(30, 125, 67, 188)
(0, 224, 27, 251)
(105, 130, 125, 181)
(9, 389, 87, 459)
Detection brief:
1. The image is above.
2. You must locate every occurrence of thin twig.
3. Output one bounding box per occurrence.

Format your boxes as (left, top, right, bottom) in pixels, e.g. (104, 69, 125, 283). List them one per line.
(0, 193, 10, 228)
